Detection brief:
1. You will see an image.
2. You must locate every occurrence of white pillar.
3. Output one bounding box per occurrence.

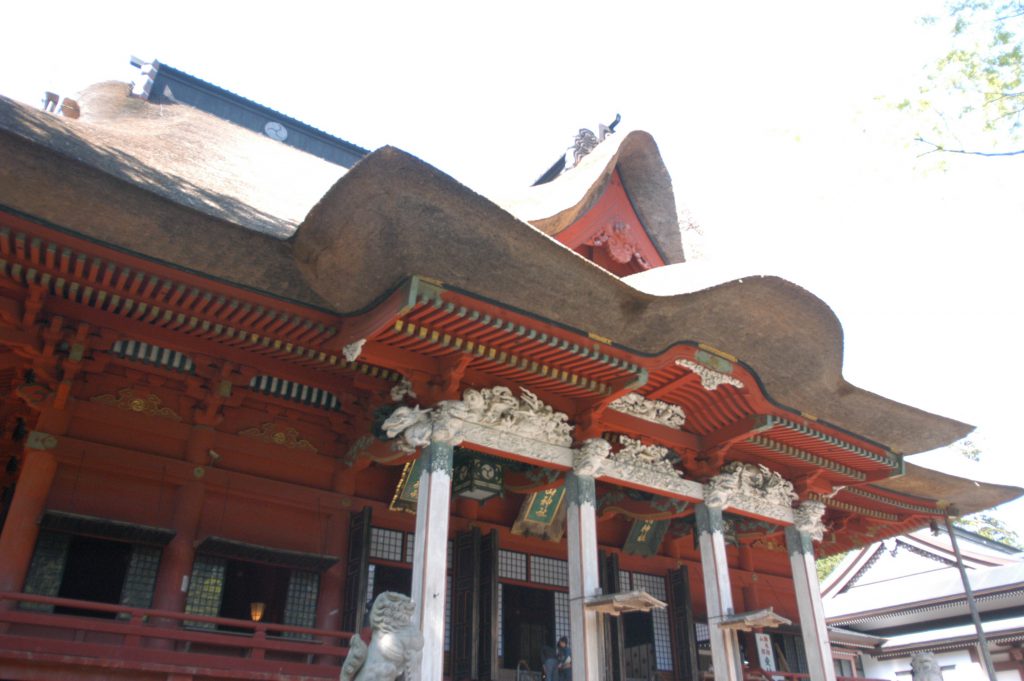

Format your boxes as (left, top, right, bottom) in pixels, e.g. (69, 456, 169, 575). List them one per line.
(695, 503, 743, 681)
(566, 470, 602, 681)
(410, 416, 462, 681)
(786, 501, 836, 681)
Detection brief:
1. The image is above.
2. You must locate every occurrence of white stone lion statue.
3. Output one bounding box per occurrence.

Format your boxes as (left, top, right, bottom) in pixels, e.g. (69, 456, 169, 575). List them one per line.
(340, 592, 423, 681)
(910, 651, 943, 681)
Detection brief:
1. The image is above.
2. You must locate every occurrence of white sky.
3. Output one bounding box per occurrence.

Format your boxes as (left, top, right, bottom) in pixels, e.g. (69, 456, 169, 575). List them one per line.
(2, 1, 1022, 532)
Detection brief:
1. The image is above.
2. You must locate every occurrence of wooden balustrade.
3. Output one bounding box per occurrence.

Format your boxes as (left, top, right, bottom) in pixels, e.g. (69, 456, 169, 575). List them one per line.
(0, 591, 353, 680)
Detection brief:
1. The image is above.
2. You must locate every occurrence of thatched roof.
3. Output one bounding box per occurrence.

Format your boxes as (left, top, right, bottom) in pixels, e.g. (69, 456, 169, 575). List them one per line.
(496, 129, 686, 265)
(0, 85, 977, 457)
(1, 81, 344, 238)
(876, 462, 1023, 517)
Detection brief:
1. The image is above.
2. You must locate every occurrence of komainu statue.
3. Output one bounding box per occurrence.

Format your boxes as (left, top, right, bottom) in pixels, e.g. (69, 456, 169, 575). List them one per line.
(340, 592, 423, 681)
(910, 651, 944, 681)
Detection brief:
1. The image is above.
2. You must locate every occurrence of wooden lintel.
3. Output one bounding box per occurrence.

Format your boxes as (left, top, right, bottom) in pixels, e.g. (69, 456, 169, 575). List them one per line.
(574, 370, 651, 438)
(600, 409, 700, 452)
(356, 341, 437, 378)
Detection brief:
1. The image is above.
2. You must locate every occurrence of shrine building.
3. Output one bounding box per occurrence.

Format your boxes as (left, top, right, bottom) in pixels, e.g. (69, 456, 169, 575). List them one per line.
(0, 62, 1019, 681)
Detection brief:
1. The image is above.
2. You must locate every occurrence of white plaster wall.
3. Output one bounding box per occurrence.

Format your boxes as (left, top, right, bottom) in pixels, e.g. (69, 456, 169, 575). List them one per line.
(863, 649, 977, 681)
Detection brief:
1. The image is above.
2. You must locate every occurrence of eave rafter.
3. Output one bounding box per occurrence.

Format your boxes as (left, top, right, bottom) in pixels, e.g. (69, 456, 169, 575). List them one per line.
(372, 283, 647, 400)
(2, 214, 913, 519)
(809, 484, 946, 554)
(0, 219, 403, 401)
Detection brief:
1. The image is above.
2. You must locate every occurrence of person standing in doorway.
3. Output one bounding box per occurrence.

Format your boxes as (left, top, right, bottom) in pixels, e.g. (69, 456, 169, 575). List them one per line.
(542, 645, 558, 681)
(556, 636, 572, 681)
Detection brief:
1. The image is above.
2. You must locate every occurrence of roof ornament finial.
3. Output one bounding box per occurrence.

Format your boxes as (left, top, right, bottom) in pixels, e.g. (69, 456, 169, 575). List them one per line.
(532, 114, 622, 185)
(569, 114, 622, 168)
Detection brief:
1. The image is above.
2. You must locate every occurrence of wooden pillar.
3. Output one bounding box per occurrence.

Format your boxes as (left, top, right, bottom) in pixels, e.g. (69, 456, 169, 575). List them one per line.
(695, 503, 743, 681)
(785, 501, 836, 681)
(566, 471, 601, 681)
(151, 481, 205, 613)
(316, 508, 347, 632)
(0, 402, 69, 597)
(410, 422, 459, 681)
(739, 546, 763, 674)
(151, 426, 212, 615)
(0, 445, 57, 594)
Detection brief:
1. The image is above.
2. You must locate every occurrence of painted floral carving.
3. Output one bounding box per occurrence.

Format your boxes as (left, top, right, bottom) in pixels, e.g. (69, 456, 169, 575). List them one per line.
(609, 392, 685, 428)
(591, 222, 651, 269)
(342, 338, 366, 362)
(615, 436, 684, 479)
(91, 388, 182, 421)
(793, 499, 827, 542)
(705, 461, 796, 512)
(573, 437, 612, 477)
(460, 386, 572, 446)
(238, 422, 317, 453)
(390, 377, 416, 402)
(676, 358, 745, 391)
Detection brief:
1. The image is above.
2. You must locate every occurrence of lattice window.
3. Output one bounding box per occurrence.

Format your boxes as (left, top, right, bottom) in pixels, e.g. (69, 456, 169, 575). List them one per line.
(21, 531, 69, 612)
(618, 569, 632, 594)
(497, 584, 504, 657)
(498, 550, 527, 581)
(119, 545, 162, 610)
(530, 556, 568, 587)
(695, 621, 710, 645)
(366, 565, 376, 607)
(370, 528, 405, 562)
(406, 533, 417, 564)
(626, 572, 672, 671)
(553, 591, 570, 643)
(776, 634, 808, 674)
(445, 574, 452, 651)
(282, 570, 320, 639)
(184, 555, 226, 629)
(631, 572, 667, 600)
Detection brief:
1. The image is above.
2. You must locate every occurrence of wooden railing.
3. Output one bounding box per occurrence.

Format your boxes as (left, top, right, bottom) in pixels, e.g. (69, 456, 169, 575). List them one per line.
(742, 671, 886, 681)
(0, 591, 352, 680)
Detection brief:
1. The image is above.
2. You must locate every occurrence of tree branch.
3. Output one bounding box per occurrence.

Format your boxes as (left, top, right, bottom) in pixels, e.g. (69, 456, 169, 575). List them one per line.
(915, 136, 1024, 156)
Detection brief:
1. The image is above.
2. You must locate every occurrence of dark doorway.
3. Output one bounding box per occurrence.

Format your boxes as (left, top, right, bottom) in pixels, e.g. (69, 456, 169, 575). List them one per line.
(623, 611, 654, 648)
(55, 535, 131, 618)
(501, 584, 555, 672)
(218, 559, 291, 629)
(371, 564, 411, 598)
(365, 564, 412, 629)
(622, 611, 656, 680)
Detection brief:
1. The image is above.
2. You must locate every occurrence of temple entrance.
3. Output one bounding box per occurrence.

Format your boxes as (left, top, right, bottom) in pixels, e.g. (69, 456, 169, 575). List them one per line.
(370, 564, 411, 598)
(622, 611, 657, 681)
(218, 559, 291, 628)
(55, 535, 131, 618)
(501, 584, 555, 674)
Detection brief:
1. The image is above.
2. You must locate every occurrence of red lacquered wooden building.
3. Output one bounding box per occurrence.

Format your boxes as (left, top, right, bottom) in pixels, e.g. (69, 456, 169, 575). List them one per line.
(0, 67, 1018, 681)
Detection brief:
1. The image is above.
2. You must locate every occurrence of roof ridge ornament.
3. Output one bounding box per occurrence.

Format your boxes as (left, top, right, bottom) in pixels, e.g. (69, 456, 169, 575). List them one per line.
(569, 113, 622, 168)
